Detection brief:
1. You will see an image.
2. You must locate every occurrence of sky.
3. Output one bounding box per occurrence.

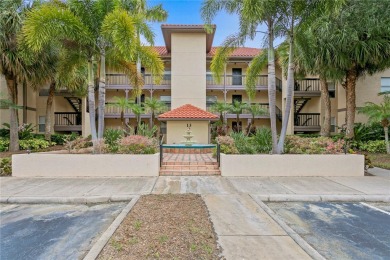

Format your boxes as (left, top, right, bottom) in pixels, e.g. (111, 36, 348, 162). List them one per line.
(147, 0, 272, 48)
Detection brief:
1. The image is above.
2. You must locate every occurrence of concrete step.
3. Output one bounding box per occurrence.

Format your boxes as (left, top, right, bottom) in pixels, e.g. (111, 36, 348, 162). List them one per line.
(159, 169, 221, 176)
(162, 161, 217, 166)
(160, 165, 219, 170)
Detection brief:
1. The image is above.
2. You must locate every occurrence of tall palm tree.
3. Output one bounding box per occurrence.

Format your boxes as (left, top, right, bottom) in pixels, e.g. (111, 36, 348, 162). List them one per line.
(307, 0, 390, 138)
(202, 0, 282, 153)
(23, 1, 164, 150)
(144, 97, 167, 128)
(358, 95, 390, 154)
(110, 96, 133, 126)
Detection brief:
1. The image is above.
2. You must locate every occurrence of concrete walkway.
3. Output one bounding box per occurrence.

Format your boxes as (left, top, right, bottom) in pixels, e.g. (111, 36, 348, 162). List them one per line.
(1, 174, 389, 259)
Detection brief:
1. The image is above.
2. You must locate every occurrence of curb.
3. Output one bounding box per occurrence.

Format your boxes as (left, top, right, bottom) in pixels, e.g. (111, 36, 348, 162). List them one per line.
(256, 194, 390, 202)
(251, 195, 326, 260)
(83, 196, 140, 260)
(1, 195, 134, 204)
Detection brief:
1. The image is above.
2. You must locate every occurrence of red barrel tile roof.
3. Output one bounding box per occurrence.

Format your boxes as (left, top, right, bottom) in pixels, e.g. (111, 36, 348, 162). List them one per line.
(152, 46, 261, 58)
(158, 104, 218, 120)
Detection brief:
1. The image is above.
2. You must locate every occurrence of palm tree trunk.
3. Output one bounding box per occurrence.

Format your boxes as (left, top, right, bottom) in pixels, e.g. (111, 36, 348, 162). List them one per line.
(151, 112, 155, 128)
(277, 20, 294, 154)
(45, 81, 56, 141)
(384, 126, 389, 154)
(236, 114, 240, 132)
(267, 20, 278, 153)
(345, 68, 357, 139)
(5, 75, 19, 152)
(87, 59, 97, 142)
(320, 77, 331, 137)
(98, 51, 106, 140)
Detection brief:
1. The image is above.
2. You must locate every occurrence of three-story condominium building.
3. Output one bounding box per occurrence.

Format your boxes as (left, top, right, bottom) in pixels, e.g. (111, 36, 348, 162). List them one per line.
(1, 24, 389, 143)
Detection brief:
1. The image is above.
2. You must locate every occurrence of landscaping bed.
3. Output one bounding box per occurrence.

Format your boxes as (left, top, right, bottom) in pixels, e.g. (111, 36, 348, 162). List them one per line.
(369, 153, 390, 169)
(98, 194, 221, 260)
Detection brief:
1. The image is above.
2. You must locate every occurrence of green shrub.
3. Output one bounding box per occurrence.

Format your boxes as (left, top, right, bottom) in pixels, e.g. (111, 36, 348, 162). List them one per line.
(353, 122, 384, 142)
(0, 128, 9, 137)
(230, 132, 256, 154)
(19, 139, 54, 151)
(0, 157, 11, 176)
(252, 127, 272, 153)
(285, 136, 344, 154)
(104, 128, 124, 153)
(51, 134, 67, 145)
(118, 135, 157, 154)
(18, 123, 35, 140)
(216, 136, 238, 154)
(359, 140, 386, 153)
(64, 135, 92, 152)
(0, 138, 9, 152)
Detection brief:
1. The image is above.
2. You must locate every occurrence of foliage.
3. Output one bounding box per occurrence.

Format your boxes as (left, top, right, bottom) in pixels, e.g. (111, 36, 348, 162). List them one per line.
(358, 140, 387, 154)
(136, 123, 158, 138)
(0, 138, 9, 152)
(2, 123, 35, 140)
(19, 139, 54, 151)
(252, 127, 273, 154)
(368, 153, 390, 170)
(216, 136, 238, 154)
(118, 135, 157, 154)
(104, 128, 124, 153)
(230, 132, 256, 154)
(0, 127, 9, 137)
(64, 135, 93, 153)
(285, 136, 344, 154)
(50, 134, 68, 145)
(352, 123, 384, 142)
(0, 157, 12, 176)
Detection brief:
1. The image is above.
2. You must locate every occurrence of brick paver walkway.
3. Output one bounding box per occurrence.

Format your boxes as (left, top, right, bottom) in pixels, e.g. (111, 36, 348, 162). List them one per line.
(160, 153, 220, 176)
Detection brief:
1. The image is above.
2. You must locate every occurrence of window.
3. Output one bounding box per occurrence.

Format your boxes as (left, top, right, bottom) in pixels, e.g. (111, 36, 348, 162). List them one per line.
(381, 77, 390, 93)
(331, 117, 336, 132)
(38, 116, 45, 132)
(328, 82, 336, 98)
(232, 95, 242, 103)
(160, 121, 167, 135)
(206, 96, 217, 110)
(160, 96, 171, 109)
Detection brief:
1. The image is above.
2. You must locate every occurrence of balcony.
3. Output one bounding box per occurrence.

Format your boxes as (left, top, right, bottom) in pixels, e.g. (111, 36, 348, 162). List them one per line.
(54, 112, 82, 132)
(294, 79, 321, 96)
(206, 102, 270, 119)
(207, 75, 282, 92)
(106, 73, 171, 90)
(294, 113, 321, 132)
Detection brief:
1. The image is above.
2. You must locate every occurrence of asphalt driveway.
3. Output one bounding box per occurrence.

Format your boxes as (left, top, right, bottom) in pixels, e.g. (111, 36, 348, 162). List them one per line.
(0, 203, 125, 260)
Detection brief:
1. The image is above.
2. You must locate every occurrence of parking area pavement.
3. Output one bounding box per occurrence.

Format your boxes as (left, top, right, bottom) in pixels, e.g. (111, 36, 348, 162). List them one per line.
(0, 203, 126, 260)
(266, 202, 390, 260)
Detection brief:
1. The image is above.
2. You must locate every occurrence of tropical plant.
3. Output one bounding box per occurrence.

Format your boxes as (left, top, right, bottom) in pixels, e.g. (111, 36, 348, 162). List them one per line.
(215, 135, 238, 154)
(23, 0, 165, 151)
(130, 103, 145, 127)
(358, 95, 390, 154)
(252, 127, 273, 153)
(118, 135, 157, 154)
(305, 0, 390, 138)
(244, 103, 268, 134)
(228, 100, 246, 132)
(135, 123, 158, 138)
(210, 101, 230, 123)
(230, 132, 256, 154)
(104, 128, 124, 153)
(144, 97, 167, 128)
(202, 0, 281, 153)
(110, 96, 134, 126)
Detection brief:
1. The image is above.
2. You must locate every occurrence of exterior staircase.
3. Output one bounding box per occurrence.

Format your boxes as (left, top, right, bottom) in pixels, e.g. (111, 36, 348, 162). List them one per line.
(159, 161, 221, 176)
(64, 97, 82, 112)
(294, 98, 310, 113)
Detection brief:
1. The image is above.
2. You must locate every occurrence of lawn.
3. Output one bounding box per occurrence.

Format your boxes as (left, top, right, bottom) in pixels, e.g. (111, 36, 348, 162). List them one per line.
(368, 153, 390, 169)
(98, 194, 221, 260)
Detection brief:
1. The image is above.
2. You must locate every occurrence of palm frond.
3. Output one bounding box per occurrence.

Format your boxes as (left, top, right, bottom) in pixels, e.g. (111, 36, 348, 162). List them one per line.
(246, 51, 267, 99)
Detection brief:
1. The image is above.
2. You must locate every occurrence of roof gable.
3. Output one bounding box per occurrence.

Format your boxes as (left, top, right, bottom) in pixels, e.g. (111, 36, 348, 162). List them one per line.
(158, 104, 218, 120)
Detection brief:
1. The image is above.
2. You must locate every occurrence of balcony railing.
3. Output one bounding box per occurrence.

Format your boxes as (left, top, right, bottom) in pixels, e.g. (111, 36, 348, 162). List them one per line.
(206, 102, 270, 117)
(294, 78, 320, 92)
(54, 112, 82, 132)
(106, 73, 171, 87)
(104, 102, 171, 115)
(294, 113, 320, 126)
(207, 74, 282, 91)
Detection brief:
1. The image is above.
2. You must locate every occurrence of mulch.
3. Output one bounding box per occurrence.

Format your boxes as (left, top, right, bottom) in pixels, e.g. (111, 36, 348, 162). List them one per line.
(98, 194, 222, 260)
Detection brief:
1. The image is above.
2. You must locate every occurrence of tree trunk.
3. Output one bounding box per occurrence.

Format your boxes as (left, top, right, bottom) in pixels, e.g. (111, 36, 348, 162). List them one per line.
(320, 77, 331, 137)
(385, 126, 389, 154)
(98, 51, 106, 141)
(277, 19, 294, 154)
(151, 112, 155, 128)
(5, 75, 19, 152)
(45, 81, 56, 141)
(87, 59, 97, 143)
(267, 20, 278, 153)
(345, 68, 357, 139)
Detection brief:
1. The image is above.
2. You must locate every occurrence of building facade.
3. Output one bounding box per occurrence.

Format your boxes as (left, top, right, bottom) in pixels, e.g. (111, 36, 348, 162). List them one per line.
(1, 24, 389, 143)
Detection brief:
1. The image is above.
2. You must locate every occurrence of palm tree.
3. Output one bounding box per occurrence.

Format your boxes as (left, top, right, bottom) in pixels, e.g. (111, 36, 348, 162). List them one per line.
(244, 103, 268, 134)
(228, 100, 246, 132)
(130, 103, 145, 131)
(307, 0, 390, 138)
(358, 95, 390, 154)
(144, 97, 167, 128)
(110, 96, 133, 126)
(210, 101, 230, 123)
(202, 0, 282, 153)
(23, 1, 165, 149)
